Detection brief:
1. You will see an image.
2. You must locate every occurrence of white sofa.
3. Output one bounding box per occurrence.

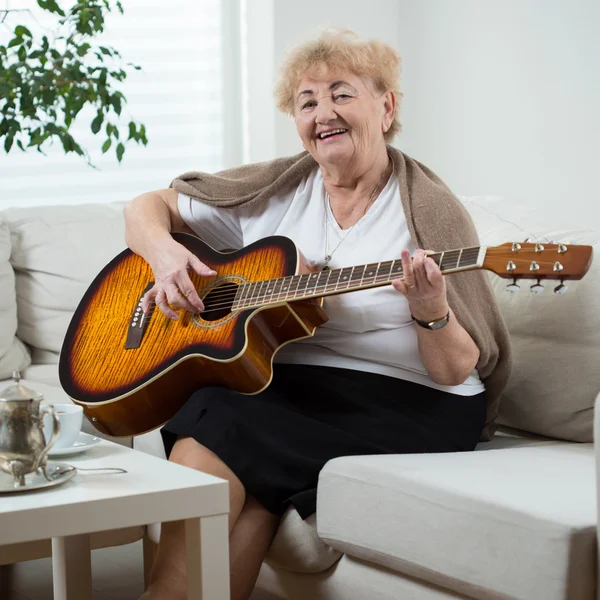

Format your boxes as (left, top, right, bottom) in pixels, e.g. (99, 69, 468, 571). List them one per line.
(1, 195, 598, 600)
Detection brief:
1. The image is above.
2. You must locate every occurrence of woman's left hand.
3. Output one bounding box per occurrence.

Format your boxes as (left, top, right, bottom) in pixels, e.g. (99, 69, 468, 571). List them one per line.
(392, 248, 449, 320)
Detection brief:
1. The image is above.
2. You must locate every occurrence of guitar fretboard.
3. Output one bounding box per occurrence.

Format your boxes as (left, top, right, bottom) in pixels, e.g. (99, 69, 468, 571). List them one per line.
(232, 246, 485, 310)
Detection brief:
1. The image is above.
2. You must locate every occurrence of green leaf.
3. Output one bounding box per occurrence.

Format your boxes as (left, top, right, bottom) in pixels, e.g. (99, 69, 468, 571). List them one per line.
(116, 142, 124, 162)
(17, 140, 25, 151)
(101, 138, 111, 153)
(76, 43, 91, 57)
(128, 121, 136, 140)
(8, 38, 22, 49)
(15, 26, 33, 39)
(110, 95, 122, 115)
(91, 112, 104, 134)
(99, 46, 112, 56)
(36, 0, 66, 17)
(4, 135, 14, 152)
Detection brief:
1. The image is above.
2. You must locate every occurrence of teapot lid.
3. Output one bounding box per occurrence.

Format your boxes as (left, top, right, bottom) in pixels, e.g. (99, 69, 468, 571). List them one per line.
(0, 370, 44, 402)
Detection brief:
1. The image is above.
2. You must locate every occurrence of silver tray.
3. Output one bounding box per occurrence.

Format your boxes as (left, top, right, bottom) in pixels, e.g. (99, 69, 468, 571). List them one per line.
(0, 462, 77, 494)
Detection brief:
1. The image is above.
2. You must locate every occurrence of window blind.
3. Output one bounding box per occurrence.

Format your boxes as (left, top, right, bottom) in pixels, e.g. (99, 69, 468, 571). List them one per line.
(0, 0, 235, 209)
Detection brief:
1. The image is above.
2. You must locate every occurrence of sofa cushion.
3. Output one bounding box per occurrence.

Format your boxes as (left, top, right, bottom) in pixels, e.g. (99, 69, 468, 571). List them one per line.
(22, 363, 60, 387)
(461, 196, 600, 442)
(266, 508, 342, 573)
(0, 219, 31, 379)
(5, 203, 126, 358)
(317, 441, 595, 600)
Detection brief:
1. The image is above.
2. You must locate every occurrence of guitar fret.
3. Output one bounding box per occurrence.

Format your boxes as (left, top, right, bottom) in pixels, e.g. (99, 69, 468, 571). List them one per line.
(234, 282, 249, 309)
(376, 261, 393, 282)
(315, 270, 331, 293)
(271, 277, 285, 303)
(362, 262, 380, 285)
(325, 267, 342, 292)
(278, 275, 293, 301)
(293, 274, 311, 300)
(338, 266, 354, 290)
(241, 281, 256, 309)
(253, 280, 267, 306)
(305, 272, 320, 297)
(350, 266, 363, 286)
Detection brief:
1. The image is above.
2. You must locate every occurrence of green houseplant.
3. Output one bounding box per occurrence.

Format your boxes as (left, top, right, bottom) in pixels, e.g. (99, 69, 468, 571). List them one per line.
(0, 0, 148, 166)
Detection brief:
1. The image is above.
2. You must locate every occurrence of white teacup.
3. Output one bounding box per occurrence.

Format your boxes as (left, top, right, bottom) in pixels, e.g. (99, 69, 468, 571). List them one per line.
(43, 404, 84, 449)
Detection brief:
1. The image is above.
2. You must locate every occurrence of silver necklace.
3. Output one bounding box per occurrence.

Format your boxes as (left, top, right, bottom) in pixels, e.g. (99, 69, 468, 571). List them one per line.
(322, 159, 392, 270)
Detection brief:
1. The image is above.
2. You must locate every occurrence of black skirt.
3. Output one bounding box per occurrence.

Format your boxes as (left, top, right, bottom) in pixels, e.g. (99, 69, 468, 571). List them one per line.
(161, 364, 486, 519)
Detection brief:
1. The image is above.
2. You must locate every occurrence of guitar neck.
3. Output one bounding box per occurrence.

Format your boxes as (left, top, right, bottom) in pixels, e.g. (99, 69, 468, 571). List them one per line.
(233, 246, 486, 310)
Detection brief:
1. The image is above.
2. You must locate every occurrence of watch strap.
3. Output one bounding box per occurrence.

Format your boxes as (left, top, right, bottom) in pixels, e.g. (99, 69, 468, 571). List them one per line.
(411, 311, 451, 330)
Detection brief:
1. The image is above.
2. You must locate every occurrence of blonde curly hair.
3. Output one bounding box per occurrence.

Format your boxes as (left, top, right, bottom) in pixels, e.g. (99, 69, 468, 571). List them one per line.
(274, 28, 403, 141)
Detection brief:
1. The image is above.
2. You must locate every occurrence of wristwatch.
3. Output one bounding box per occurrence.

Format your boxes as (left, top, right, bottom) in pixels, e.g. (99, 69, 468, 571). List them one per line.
(411, 311, 451, 330)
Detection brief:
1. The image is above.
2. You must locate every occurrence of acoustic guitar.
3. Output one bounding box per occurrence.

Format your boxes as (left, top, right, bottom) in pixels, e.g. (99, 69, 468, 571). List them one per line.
(58, 234, 593, 437)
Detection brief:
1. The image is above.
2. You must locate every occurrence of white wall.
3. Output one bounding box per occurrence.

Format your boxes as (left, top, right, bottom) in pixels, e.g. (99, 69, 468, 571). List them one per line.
(246, 0, 599, 222)
(394, 0, 600, 221)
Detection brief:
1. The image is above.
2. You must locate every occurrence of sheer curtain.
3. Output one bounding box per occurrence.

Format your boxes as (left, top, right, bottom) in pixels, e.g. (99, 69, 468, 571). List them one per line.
(0, 0, 240, 209)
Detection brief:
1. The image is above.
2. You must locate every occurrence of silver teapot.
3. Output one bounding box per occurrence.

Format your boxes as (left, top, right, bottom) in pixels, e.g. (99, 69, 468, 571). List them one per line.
(0, 371, 60, 487)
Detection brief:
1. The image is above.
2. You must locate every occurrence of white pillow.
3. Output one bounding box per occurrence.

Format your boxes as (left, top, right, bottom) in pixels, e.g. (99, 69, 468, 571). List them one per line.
(460, 196, 599, 442)
(0, 218, 31, 379)
(5, 203, 127, 357)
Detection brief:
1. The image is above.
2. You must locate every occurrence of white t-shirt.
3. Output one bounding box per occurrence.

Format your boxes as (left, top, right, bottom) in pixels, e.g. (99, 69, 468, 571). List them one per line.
(178, 167, 484, 396)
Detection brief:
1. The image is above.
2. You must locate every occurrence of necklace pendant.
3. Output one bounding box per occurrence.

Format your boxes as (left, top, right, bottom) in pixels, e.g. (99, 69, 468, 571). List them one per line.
(324, 254, 332, 263)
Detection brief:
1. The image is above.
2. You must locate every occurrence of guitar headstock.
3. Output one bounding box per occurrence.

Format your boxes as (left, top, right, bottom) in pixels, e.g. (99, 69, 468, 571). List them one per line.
(483, 242, 593, 294)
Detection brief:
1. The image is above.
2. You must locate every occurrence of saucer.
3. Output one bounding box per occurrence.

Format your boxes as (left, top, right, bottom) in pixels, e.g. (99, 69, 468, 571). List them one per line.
(0, 462, 77, 493)
(48, 432, 101, 457)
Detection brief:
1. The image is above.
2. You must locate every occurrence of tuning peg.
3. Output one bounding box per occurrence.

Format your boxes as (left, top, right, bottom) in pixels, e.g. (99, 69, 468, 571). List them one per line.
(530, 279, 544, 293)
(554, 282, 568, 294)
(523, 237, 531, 243)
(506, 279, 520, 293)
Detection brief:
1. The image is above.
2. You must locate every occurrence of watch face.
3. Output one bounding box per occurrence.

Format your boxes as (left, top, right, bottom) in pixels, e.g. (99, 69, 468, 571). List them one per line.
(430, 320, 447, 330)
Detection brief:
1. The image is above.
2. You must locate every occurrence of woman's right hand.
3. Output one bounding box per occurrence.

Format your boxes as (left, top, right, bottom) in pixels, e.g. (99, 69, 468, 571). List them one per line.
(140, 239, 217, 320)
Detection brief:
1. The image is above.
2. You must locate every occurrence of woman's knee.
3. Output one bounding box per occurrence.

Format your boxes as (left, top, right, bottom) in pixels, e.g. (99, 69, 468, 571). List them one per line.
(169, 436, 246, 516)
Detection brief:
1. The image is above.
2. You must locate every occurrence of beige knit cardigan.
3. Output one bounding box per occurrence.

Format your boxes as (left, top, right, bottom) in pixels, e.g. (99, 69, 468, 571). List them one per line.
(170, 146, 512, 440)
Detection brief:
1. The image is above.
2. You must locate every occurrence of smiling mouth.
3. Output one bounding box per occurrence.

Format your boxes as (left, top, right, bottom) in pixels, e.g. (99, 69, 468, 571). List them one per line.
(317, 128, 348, 140)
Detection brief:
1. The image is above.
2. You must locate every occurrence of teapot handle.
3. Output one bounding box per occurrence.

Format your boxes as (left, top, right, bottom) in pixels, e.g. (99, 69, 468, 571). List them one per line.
(36, 405, 61, 471)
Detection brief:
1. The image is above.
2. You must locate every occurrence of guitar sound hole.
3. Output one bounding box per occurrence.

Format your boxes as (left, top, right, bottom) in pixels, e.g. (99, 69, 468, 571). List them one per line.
(201, 281, 238, 322)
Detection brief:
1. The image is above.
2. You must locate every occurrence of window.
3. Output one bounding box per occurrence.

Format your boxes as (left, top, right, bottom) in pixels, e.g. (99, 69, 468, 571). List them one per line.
(0, 0, 241, 208)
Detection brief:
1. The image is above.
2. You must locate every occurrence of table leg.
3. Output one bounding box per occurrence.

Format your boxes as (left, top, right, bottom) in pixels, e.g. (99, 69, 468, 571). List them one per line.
(185, 514, 230, 599)
(52, 534, 92, 600)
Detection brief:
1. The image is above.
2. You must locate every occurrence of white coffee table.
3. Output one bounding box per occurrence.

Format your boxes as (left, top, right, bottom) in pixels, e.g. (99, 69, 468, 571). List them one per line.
(0, 440, 230, 599)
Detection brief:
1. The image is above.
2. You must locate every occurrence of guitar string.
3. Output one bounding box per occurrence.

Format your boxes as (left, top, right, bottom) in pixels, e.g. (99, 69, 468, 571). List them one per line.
(141, 248, 482, 316)
(197, 248, 475, 303)
(174, 248, 479, 306)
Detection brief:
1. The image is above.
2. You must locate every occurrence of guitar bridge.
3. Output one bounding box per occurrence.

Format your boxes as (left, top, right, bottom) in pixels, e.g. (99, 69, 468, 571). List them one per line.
(124, 282, 154, 349)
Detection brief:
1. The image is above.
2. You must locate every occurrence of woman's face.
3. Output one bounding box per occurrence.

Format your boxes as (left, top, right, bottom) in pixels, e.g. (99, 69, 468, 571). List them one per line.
(294, 70, 394, 168)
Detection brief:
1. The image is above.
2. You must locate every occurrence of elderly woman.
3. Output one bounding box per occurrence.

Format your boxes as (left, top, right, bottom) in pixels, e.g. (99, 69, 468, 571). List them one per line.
(128, 29, 511, 600)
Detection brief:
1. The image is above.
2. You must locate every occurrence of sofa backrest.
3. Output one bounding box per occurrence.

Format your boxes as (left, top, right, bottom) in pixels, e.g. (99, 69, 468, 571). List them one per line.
(2, 203, 127, 367)
(460, 196, 599, 442)
(0, 218, 30, 378)
(0, 196, 598, 442)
